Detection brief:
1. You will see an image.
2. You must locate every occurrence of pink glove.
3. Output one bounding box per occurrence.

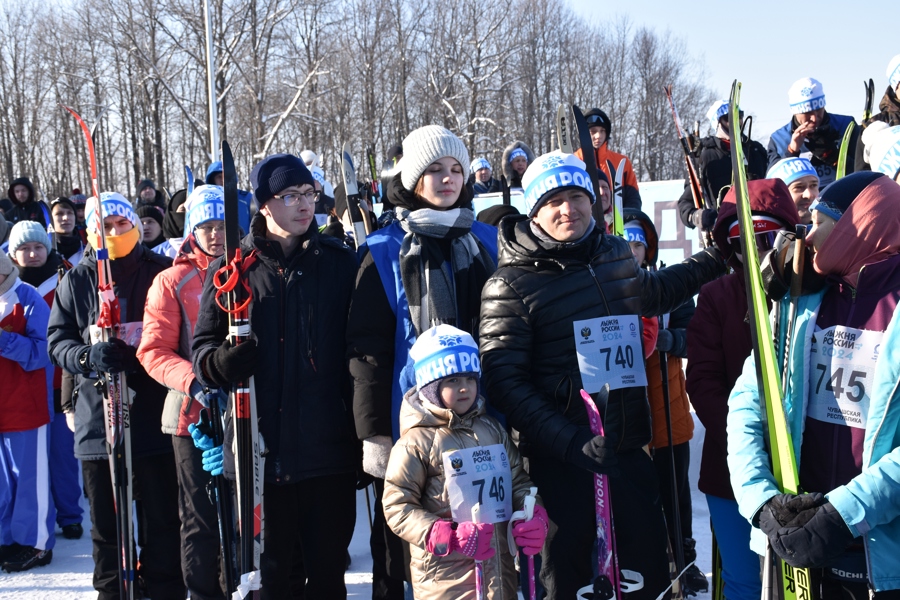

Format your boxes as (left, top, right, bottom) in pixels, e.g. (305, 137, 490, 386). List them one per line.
(512, 504, 549, 556)
(426, 520, 495, 560)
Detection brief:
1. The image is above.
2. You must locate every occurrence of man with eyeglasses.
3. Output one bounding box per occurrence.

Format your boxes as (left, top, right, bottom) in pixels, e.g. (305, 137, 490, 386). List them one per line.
(191, 154, 361, 599)
(574, 107, 642, 210)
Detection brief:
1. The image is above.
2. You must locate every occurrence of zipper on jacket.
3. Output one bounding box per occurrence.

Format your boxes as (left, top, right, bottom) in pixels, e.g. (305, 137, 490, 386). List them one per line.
(307, 303, 316, 372)
(586, 265, 612, 314)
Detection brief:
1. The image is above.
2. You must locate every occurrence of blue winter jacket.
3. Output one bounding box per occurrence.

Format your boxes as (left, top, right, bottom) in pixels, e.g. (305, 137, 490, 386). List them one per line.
(727, 289, 900, 591)
(767, 113, 856, 187)
(365, 220, 498, 440)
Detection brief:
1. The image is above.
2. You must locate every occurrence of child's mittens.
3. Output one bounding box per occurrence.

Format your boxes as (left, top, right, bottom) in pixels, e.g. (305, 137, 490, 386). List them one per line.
(454, 521, 495, 560)
(512, 504, 550, 555)
(425, 520, 495, 560)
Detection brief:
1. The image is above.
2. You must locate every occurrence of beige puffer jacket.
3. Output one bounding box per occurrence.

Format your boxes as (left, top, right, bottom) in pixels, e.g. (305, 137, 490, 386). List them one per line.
(383, 389, 538, 600)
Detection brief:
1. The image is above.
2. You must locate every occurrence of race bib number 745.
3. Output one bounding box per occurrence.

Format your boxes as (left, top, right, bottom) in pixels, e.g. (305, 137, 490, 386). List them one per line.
(808, 325, 882, 430)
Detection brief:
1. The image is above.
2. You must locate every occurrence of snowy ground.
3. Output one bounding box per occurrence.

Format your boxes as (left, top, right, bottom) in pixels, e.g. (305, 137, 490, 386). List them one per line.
(0, 414, 713, 599)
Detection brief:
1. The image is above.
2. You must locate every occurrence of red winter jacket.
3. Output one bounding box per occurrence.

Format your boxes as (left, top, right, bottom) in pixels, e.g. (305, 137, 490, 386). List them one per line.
(137, 235, 215, 437)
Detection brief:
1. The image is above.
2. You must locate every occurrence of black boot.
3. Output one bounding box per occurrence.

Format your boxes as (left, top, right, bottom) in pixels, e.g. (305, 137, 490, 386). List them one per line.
(681, 538, 708, 595)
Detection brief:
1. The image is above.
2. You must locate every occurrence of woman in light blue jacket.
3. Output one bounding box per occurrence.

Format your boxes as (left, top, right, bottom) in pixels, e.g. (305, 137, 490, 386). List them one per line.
(727, 173, 900, 596)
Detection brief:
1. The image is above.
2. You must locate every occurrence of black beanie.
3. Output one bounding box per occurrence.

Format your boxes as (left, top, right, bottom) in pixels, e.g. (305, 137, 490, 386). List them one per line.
(250, 154, 315, 206)
(163, 189, 188, 239)
(137, 205, 164, 227)
(815, 171, 885, 220)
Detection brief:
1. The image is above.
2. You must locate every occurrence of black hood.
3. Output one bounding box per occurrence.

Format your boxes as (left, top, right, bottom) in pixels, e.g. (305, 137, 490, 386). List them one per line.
(7, 177, 35, 205)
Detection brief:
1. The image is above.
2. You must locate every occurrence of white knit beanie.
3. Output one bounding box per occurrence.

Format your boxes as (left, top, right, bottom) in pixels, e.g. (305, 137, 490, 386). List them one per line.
(399, 125, 470, 192)
(788, 77, 826, 115)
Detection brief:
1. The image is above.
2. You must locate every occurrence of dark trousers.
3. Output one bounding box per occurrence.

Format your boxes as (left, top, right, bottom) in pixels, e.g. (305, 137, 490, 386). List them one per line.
(172, 435, 226, 600)
(260, 472, 356, 600)
(82, 454, 184, 600)
(652, 442, 693, 544)
(370, 478, 408, 600)
(530, 449, 671, 600)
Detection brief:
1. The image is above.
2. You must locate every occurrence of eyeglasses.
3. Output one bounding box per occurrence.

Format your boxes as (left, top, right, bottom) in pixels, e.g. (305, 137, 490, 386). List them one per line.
(195, 223, 225, 234)
(274, 190, 319, 207)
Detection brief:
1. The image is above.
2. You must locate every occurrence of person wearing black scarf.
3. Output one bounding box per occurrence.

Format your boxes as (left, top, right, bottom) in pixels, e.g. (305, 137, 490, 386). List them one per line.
(346, 125, 499, 600)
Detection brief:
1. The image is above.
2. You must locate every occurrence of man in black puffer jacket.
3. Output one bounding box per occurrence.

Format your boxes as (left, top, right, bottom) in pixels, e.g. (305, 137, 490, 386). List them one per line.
(47, 192, 183, 599)
(479, 151, 727, 600)
(191, 154, 360, 599)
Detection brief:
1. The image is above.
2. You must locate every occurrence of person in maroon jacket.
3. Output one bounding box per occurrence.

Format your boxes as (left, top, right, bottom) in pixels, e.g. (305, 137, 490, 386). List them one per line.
(685, 179, 798, 600)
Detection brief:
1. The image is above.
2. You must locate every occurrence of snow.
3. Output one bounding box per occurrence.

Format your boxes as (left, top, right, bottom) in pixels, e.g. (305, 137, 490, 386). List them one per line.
(1, 416, 714, 598)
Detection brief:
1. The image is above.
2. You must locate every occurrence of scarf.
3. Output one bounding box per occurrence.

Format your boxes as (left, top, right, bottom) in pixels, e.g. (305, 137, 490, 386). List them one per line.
(396, 207, 495, 338)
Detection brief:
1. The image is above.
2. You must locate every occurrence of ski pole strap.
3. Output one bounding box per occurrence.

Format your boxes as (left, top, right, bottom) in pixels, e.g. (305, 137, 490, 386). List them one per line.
(213, 248, 257, 314)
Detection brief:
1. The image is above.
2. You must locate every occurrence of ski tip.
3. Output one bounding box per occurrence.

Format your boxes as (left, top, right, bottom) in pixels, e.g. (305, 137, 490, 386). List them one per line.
(580, 389, 592, 402)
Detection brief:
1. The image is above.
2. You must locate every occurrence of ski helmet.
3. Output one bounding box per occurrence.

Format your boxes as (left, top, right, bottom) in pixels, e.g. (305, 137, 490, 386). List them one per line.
(584, 108, 611, 138)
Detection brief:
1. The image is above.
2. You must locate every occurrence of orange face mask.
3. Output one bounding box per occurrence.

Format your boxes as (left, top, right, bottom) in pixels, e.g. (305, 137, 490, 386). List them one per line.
(87, 226, 140, 260)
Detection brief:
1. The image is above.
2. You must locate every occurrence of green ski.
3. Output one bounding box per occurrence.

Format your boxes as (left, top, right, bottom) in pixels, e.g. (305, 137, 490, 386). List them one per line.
(728, 80, 815, 600)
(836, 122, 856, 180)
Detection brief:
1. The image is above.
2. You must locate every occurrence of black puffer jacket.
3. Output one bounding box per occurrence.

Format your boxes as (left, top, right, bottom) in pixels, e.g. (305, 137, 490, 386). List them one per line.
(192, 215, 360, 484)
(479, 216, 726, 458)
(6, 177, 48, 227)
(48, 243, 174, 460)
(855, 86, 900, 172)
(676, 136, 768, 227)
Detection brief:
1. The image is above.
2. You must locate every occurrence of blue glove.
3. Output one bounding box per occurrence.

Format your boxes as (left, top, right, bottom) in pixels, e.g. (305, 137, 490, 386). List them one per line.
(189, 381, 227, 411)
(188, 421, 216, 451)
(201, 446, 224, 476)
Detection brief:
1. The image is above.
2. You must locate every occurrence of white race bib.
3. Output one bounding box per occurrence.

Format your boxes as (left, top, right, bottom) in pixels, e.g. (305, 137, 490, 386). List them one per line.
(442, 444, 513, 524)
(573, 315, 648, 393)
(808, 325, 882, 430)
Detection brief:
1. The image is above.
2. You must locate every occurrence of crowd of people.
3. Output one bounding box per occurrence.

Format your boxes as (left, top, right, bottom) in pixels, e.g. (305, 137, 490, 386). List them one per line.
(1, 61, 900, 600)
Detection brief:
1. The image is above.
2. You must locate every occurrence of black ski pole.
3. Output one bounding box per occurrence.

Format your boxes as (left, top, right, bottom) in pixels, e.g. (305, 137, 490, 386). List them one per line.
(658, 313, 685, 585)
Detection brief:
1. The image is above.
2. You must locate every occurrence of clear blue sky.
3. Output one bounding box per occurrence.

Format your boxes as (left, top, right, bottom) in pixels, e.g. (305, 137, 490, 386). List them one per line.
(567, 0, 895, 141)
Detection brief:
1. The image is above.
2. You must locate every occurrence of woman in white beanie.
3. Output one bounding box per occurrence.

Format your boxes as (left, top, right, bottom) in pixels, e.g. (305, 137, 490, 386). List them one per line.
(346, 125, 499, 593)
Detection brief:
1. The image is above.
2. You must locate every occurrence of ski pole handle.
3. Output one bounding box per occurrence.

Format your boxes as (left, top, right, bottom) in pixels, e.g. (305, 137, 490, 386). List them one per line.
(471, 504, 485, 600)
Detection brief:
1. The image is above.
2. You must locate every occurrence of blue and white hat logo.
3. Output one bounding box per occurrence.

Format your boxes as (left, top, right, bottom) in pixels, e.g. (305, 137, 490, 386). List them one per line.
(521, 151, 595, 217)
(766, 157, 818, 186)
(706, 100, 729, 130)
(789, 77, 826, 115)
(185, 184, 226, 234)
(470, 157, 491, 173)
(85, 191, 138, 235)
(623, 221, 647, 247)
(409, 324, 481, 389)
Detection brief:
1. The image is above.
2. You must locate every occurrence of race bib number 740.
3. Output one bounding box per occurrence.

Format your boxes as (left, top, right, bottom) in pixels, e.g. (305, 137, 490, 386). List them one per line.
(573, 315, 648, 393)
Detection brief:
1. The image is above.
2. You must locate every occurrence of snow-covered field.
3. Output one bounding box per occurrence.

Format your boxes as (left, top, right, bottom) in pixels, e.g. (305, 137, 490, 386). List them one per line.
(0, 415, 713, 599)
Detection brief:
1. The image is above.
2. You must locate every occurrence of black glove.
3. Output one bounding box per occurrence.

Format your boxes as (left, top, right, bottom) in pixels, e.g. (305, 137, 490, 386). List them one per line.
(758, 493, 855, 568)
(690, 208, 717, 231)
(205, 339, 259, 387)
(760, 229, 827, 303)
(655, 329, 674, 353)
(566, 428, 620, 476)
(806, 126, 841, 166)
(88, 338, 139, 374)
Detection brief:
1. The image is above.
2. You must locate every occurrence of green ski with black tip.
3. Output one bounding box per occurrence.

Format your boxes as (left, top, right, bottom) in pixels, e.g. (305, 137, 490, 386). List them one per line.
(728, 80, 815, 600)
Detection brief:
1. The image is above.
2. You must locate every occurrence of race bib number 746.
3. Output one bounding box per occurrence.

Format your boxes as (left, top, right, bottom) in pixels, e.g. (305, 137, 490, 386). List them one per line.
(442, 444, 513, 524)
